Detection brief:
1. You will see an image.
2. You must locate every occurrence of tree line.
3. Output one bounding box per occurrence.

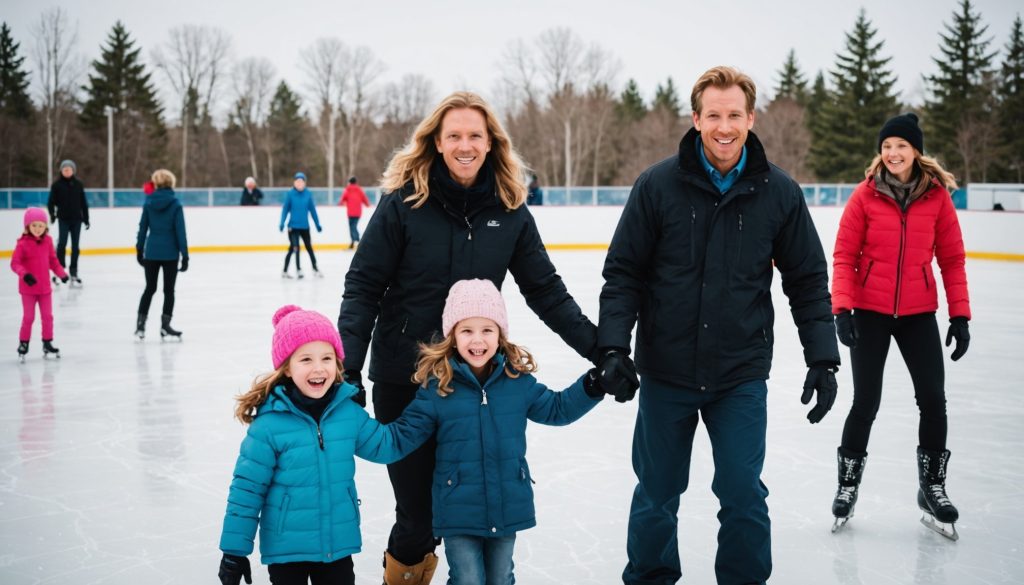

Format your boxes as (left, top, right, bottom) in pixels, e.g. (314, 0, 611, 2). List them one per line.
(0, 1, 1021, 190)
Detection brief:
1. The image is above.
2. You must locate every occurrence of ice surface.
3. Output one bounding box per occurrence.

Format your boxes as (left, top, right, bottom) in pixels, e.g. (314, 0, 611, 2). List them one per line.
(1, 250, 1022, 584)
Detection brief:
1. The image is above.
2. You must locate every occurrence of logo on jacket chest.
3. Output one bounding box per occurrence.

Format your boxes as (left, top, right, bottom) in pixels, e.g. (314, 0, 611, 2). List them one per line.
(486, 220, 501, 227)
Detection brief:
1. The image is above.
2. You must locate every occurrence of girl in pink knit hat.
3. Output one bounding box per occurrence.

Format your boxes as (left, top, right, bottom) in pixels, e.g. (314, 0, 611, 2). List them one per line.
(398, 278, 609, 584)
(218, 304, 428, 585)
(10, 207, 68, 362)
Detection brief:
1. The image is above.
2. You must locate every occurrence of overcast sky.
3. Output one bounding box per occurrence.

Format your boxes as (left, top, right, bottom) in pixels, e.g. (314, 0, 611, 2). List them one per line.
(4, 0, 1021, 120)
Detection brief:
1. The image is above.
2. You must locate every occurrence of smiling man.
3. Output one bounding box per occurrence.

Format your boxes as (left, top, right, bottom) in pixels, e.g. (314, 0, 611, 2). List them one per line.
(598, 66, 840, 585)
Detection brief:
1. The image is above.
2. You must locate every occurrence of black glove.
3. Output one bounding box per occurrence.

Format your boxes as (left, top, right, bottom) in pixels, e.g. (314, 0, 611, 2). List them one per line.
(597, 349, 640, 403)
(801, 363, 838, 424)
(316, 225, 322, 233)
(84, 222, 90, 230)
(60, 275, 69, 283)
(179, 257, 189, 272)
(582, 368, 604, 398)
(23, 273, 37, 286)
(136, 249, 145, 266)
(345, 371, 366, 407)
(218, 553, 252, 585)
(945, 317, 970, 361)
(835, 310, 858, 348)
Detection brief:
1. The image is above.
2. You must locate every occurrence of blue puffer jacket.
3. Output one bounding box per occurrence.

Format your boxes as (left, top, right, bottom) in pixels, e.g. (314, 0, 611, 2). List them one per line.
(280, 188, 321, 231)
(219, 381, 421, 565)
(136, 188, 189, 261)
(397, 355, 603, 538)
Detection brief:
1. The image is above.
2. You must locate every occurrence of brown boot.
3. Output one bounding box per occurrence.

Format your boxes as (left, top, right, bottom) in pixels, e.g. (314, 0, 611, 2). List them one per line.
(383, 551, 439, 585)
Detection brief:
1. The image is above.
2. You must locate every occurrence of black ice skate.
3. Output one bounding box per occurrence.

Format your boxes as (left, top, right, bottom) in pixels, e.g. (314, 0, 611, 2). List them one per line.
(917, 447, 959, 541)
(832, 448, 867, 533)
(135, 314, 146, 340)
(69, 275, 83, 288)
(160, 314, 182, 341)
(42, 340, 60, 359)
(296, 269, 305, 279)
(17, 341, 29, 363)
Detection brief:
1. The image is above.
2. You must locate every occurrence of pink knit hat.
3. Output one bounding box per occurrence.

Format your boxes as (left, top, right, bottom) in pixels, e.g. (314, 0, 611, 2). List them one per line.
(442, 279, 509, 338)
(271, 305, 345, 369)
(24, 207, 47, 227)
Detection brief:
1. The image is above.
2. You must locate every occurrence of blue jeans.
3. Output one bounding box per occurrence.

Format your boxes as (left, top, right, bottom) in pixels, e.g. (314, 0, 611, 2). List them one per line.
(348, 216, 361, 243)
(444, 534, 516, 585)
(623, 378, 770, 585)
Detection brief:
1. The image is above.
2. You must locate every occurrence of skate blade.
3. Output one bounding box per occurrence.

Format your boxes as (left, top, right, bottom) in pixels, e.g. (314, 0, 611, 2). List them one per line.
(920, 514, 959, 541)
(832, 515, 852, 533)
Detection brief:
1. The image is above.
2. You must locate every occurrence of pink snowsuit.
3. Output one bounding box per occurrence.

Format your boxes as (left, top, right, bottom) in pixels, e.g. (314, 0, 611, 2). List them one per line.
(11, 232, 67, 342)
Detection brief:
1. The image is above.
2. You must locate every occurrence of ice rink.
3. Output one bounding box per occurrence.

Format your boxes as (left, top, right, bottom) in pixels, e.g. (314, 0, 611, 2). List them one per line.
(1, 249, 1022, 584)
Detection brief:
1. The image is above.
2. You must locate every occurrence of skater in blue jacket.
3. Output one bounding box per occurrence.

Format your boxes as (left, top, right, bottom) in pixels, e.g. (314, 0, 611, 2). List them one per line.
(280, 172, 323, 279)
(217, 305, 423, 585)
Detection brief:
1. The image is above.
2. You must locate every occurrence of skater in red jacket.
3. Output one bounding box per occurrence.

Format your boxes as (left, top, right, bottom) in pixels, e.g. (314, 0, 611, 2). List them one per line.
(829, 113, 971, 540)
(11, 207, 68, 361)
(338, 176, 370, 249)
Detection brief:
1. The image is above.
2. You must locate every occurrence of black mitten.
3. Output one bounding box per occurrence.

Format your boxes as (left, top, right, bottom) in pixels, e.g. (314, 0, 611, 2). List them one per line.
(945, 317, 970, 361)
(801, 363, 838, 424)
(218, 553, 252, 585)
(23, 273, 37, 286)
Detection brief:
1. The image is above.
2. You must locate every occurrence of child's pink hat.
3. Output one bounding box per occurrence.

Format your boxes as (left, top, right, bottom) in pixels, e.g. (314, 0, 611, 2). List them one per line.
(442, 279, 509, 338)
(271, 305, 345, 369)
(23, 207, 47, 227)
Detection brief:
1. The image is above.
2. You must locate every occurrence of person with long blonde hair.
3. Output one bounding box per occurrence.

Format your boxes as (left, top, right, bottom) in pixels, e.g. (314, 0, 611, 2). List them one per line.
(402, 279, 607, 584)
(337, 91, 600, 583)
(829, 112, 971, 540)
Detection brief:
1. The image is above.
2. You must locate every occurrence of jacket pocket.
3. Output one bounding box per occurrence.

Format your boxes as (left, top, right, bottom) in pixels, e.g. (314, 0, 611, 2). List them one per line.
(276, 494, 291, 534)
(519, 458, 536, 485)
(861, 260, 875, 286)
(922, 266, 930, 290)
(440, 468, 459, 503)
(347, 485, 361, 523)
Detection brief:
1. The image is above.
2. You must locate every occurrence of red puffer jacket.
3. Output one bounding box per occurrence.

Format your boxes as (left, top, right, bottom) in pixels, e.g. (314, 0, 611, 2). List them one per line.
(832, 177, 970, 319)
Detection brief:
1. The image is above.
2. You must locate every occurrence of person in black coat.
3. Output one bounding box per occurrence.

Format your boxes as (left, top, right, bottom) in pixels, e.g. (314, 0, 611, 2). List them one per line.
(337, 91, 598, 584)
(598, 67, 840, 585)
(239, 176, 263, 206)
(46, 159, 89, 285)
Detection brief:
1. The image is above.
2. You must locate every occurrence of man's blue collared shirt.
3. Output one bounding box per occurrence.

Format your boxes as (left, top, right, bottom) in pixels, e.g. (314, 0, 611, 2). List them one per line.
(697, 137, 747, 194)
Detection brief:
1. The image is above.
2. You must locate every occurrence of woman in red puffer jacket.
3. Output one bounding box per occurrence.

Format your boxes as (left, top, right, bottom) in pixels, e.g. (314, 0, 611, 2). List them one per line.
(828, 113, 971, 540)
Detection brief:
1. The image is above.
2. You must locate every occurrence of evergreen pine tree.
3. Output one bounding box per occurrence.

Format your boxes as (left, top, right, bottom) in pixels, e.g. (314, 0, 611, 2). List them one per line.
(0, 22, 33, 118)
(617, 78, 647, 121)
(996, 15, 1024, 182)
(267, 81, 308, 186)
(653, 77, 682, 117)
(923, 0, 997, 182)
(809, 10, 899, 182)
(81, 21, 162, 127)
(774, 48, 808, 104)
(805, 71, 828, 133)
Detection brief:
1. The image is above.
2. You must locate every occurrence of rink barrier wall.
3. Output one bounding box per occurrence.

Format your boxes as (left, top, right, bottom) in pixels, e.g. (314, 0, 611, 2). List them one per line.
(1, 205, 1022, 260)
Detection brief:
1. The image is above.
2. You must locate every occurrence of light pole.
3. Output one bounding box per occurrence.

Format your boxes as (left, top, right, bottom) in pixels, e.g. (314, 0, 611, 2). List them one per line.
(104, 105, 114, 206)
(327, 107, 338, 200)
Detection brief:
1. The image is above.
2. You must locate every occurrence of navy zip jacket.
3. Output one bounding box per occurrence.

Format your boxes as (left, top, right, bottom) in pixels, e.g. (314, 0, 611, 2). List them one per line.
(598, 128, 838, 391)
(136, 188, 189, 261)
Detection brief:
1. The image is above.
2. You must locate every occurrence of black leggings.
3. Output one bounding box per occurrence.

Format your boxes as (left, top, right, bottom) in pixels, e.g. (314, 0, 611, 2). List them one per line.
(56, 220, 83, 276)
(840, 310, 947, 454)
(284, 228, 317, 271)
(137, 260, 178, 316)
(373, 381, 438, 566)
(268, 556, 353, 585)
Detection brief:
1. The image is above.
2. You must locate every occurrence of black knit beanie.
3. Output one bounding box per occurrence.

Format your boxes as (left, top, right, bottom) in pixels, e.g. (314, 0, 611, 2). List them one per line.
(878, 113, 923, 153)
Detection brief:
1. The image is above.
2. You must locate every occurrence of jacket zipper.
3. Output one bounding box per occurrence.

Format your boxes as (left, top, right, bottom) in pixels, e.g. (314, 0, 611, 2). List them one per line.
(893, 213, 907, 317)
(861, 260, 874, 286)
(481, 386, 488, 405)
(317, 424, 324, 450)
(690, 206, 696, 265)
(464, 216, 473, 240)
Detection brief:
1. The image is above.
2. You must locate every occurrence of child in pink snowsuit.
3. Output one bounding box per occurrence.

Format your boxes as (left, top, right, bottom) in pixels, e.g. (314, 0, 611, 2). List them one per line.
(11, 207, 68, 360)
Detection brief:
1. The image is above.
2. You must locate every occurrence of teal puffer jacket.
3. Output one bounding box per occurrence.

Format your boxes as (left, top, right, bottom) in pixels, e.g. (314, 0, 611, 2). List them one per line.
(397, 355, 603, 538)
(219, 381, 419, 565)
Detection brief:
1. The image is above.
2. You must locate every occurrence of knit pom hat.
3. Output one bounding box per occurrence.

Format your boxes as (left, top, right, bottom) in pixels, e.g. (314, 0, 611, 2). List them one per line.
(442, 279, 509, 338)
(59, 159, 76, 173)
(878, 113, 924, 153)
(271, 305, 344, 369)
(23, 207, 48, 227)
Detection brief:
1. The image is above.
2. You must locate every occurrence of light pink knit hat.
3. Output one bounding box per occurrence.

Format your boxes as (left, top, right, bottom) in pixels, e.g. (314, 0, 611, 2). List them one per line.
(271, 305, 345, 369)
(24, 207, 47, 227)
(442, 279, 509, 338)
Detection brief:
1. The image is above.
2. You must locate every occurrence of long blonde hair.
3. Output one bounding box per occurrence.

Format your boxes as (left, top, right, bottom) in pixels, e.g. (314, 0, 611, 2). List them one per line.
(412, 332, 537, 396)
(866, 150, 958, 192)
(234, 360, 344, 424)
(380, 91, 527, 210)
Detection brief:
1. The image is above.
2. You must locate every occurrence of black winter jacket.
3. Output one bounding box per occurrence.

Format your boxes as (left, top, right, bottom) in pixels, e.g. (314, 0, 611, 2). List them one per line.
(598, 128, 838, 392)
(47, 176, 89, 224)
(338, 180, 598, 386)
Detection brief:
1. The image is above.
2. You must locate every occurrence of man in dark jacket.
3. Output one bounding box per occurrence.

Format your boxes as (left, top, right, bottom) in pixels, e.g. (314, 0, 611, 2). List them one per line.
(599, 67, 840, 585)
(47, 159, 89, 286)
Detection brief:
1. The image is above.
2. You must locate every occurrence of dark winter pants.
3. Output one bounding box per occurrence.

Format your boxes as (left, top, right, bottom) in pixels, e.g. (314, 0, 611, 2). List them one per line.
(841, 310, 947, 454)
(623, 378, 770, 585)
(137, 260, 178, 317)
(56, 220, 82, 276)
(284, 228, 317, 271)
(372, 381, 439, 566)
(267, 556, 354, 585)
(347, 217, 361, 244)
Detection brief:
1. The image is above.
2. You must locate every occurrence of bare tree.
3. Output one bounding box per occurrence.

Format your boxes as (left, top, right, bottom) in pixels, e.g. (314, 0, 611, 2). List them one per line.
(152, 25, 231, 187)
(232, 57, 275, 180)
(339, 46, 384, 181)
(300, 38, 349, 190)
(757, 98, 813, 182)
(32, 7, 83, 184)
